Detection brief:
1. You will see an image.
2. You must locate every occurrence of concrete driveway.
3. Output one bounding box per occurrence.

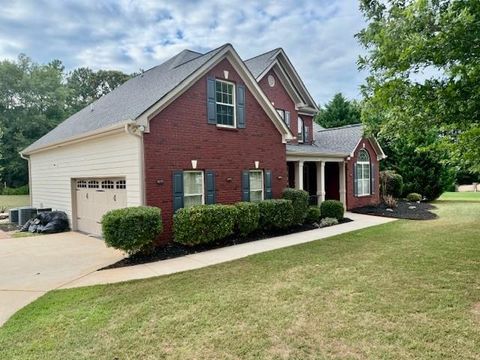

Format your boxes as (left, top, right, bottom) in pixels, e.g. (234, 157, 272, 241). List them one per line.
(0, 231, 124, 326)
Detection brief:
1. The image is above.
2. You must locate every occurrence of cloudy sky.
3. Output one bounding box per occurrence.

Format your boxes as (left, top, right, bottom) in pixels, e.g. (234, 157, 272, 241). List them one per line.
(0, 0, 367, 105)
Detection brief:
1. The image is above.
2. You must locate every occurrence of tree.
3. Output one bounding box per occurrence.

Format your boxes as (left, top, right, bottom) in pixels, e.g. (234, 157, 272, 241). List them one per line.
(0, 55, 131, 187)
(315, 93, 361, 128)
(357, 0, 480, 177)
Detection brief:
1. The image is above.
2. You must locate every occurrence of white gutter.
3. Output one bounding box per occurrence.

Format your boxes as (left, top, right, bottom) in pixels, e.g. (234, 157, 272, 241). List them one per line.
(124, 123, 146, 205)
(21, 120, 135, 156)
(19, 152, 32, 206)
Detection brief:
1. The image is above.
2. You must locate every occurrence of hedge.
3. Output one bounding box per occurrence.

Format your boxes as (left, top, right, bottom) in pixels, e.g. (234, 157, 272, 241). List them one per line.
(174, 204, 237, 246)
(234, 202, 260, 237)
(406, 193, 422, 202)
(102, 206, 163, 255)
(380, 170, 404, 198)
(320, 200, 344, 221)
(258, 199, 294, 230)
(1, 185, 29, 195)
(305, 206, 321, 224)
(282, 188, 309, 225)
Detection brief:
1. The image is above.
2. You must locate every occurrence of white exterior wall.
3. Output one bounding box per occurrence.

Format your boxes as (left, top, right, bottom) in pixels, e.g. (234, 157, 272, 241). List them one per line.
(29, 131, 143, 226)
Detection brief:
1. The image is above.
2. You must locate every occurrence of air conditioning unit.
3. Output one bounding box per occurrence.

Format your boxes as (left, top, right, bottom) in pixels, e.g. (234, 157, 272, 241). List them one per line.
(9, 208, 19, 224)
(18, 207, 37, 226)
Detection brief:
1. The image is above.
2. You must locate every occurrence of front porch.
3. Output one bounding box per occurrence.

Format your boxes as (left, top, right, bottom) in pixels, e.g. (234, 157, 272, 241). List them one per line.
(287, 157, 346, 207)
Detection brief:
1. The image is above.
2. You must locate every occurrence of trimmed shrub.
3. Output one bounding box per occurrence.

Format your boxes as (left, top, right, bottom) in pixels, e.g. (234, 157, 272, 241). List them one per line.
(282, 188, 309, 225)
(234, 202, 260, 237)
(319, 217, 338, 228)
(102, 206, 163, 255)
(305, 206, 321, 224)
(406, 193, 422, 202)
(380, 170, 403, 198)
(258, 199, 294, 230)
(320, 200, 344, 220)
(1, 185, 29, 195)
(174, 204, 237, 246)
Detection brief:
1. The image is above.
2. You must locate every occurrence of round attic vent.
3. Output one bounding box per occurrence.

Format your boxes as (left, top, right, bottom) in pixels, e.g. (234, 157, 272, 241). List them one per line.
(268, 74, 275, 87)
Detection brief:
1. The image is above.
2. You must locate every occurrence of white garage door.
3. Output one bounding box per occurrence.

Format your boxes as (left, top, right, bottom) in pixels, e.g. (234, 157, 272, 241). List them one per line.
(75, 178, 127, 236)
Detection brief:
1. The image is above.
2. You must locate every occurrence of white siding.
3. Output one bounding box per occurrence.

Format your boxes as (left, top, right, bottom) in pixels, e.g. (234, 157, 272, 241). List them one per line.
(29, 131, 143, 226)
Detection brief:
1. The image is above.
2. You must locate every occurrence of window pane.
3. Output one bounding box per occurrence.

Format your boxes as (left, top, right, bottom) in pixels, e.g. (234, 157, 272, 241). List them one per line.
(184, 172, 203, 195)
(184, 195, 202, 208)
(250, 190, 263, 202)
(362, 164, 370, 178)
(297, 117, 304, 142)
(249, 171, 262, 191)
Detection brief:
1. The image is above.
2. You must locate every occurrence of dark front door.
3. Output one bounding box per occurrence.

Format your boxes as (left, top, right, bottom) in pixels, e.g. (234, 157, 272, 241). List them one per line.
(325, 162, 340, 200)
(303, 162, 318, 205)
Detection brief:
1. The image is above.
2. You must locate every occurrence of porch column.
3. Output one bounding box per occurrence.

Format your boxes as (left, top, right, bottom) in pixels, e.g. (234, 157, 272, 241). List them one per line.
(339, 161, 346, 208)
(295, 161, 304, 190)
(316, 161, 325, 205)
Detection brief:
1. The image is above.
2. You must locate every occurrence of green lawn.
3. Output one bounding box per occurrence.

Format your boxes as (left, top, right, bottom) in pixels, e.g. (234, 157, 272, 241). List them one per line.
(1, 195, 479, 359)
(439, 191, 480, 202)
(0, 195, 30, 211)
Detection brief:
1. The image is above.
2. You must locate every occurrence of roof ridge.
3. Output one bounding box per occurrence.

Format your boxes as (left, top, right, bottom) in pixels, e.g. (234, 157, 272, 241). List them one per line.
(173, 43, 230, 69)
(317, 123, 363, 132)
(244, 47, 281, 62)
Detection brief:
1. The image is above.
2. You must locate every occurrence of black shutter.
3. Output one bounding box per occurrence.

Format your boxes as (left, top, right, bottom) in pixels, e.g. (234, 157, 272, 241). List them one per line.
(370, 163, 375, 195)
(237, 84, 245, 128)
(264, 170, 272, 199)
(173, 171, 184, 212)
(353, 163, 358, 197)
(242, 170, 250, 201)
(207, 77, 216, 124)
(205, 170, 216, 204)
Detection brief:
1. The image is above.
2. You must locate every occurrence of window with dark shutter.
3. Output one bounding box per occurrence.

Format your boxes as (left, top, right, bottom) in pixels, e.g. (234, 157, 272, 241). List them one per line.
(207, 77, 216, 124)
(173, 171, 184, 212)
(241, 170, 250, 201)
(264, 170, 272, 199)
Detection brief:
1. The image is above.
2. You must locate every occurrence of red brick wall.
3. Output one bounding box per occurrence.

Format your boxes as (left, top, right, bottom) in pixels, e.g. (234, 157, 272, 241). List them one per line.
(257, 69, 313, 144)
(345, 139, 381, 209)
(144, 58, 288, 243)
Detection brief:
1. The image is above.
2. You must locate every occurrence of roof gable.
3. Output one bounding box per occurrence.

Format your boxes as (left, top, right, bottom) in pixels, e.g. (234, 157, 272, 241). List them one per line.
(23, 44, 293, 155)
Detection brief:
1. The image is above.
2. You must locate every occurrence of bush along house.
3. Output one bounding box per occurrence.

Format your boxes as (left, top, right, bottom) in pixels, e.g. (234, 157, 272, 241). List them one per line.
(21, 44, 385, 242)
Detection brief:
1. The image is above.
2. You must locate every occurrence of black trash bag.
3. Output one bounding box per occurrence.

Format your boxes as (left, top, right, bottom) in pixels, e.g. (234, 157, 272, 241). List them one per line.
(19, 211, 70, 234)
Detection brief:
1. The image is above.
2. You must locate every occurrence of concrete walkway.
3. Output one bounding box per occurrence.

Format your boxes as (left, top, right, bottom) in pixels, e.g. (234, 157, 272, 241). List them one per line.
(0, 232, 124, 326)
(62, 212, 395, 289)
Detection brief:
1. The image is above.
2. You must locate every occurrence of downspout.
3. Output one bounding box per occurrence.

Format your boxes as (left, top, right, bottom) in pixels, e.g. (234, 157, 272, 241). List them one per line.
(19, 152, 32, 206)
(124, 122, 146, 206)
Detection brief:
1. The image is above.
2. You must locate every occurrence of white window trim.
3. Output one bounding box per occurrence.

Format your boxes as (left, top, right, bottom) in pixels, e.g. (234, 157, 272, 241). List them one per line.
(215, 79, 236, 129)
(356, 150, 371, 196)
(183, 170, 205, 207)
(249, 170, 264, 201)
(297, 117, 304, 143)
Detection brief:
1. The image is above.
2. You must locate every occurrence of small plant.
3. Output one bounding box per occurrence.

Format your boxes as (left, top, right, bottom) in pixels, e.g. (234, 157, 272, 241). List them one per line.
(258, 199, 294, 230)
(282, 188, 309, 225)
(234, 202, 260, 237)
(319, 217, 338, 228)
(320, 200, 344, 220)
(102, 206, 163, 255)
(406, 193, 422, 202)
(305, 206, 321, 224)
(383, 195, 398, 208)
(174, 204, 237, 246)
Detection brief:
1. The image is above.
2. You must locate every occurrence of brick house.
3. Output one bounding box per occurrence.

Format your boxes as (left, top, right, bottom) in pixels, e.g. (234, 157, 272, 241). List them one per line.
(21, 44, 385, 240)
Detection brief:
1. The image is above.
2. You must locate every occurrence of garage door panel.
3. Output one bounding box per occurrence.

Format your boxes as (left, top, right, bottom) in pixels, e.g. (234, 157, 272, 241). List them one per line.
(75, 178, 126, 236)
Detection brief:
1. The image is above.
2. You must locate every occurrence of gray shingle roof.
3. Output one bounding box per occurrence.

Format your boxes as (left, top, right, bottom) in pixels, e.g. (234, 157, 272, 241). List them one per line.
(287, 124, 364, 156)
(23, 46, 226, 153)
(244, 48, 280, 78)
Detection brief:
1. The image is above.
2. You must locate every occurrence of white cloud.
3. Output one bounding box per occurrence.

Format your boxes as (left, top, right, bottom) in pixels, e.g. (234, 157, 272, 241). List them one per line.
(0, 0, 367, 104)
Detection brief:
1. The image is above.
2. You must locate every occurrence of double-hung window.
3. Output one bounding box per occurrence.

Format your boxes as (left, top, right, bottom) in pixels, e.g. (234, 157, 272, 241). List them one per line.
(183, 171, 204, 208)
(215, 80, 235, 127)
(356, 150, 371, 196)
(298, 117, 304, 143)
(249, 170, 264, 201)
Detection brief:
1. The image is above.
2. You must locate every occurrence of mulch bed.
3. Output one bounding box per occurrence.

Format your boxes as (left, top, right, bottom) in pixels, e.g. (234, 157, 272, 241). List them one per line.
(352, 200, 438, 220)
(101, 217, 353, 270)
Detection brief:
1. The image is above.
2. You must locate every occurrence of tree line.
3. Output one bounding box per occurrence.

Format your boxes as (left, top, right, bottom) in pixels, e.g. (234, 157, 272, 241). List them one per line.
(0, 55, 132, 187)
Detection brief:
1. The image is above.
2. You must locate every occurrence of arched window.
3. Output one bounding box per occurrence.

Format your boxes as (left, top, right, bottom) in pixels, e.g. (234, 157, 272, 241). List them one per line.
(297, 117, 304, 143)
(356, 149, 371, 196)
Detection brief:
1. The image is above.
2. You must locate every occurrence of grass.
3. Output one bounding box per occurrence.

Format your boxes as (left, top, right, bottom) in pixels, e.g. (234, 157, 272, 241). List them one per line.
(439, 191, 480, 202)
(0, 195, 30, 212)
(0, 195, 479, 359)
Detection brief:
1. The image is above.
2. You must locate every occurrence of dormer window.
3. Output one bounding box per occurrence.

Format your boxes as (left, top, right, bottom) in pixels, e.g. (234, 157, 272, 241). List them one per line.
(298, 117, 304, 143)
(215, 80, 235, 127)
